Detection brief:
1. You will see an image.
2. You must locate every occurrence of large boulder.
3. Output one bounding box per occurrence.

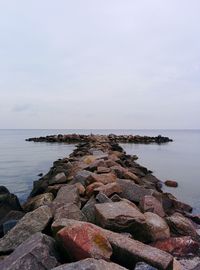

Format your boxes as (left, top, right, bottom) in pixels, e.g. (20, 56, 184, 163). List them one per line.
(51, 219, 173, 270)
(53, 185, 81, 208)
(56, 222, 112, 261)
(139, 195, 165, 217)
(94, 201, 146, 236)
(81, 196, 97, 223)
(116, 179, 154, 203)
(166, 213, 198, 237)
(144, 212, 170, 242)
(0, 233, 60, 270)
(151, 236, 200, 257)
(0, 187, 22, 221)
(51, 258, 127, 270)
(54, 203, 86, 221)
(0, 205, 52, 253)
(23, 193, 54, 212)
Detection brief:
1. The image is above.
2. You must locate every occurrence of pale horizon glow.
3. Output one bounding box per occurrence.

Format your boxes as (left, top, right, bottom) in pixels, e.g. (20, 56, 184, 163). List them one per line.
(0, 1, 200, 129)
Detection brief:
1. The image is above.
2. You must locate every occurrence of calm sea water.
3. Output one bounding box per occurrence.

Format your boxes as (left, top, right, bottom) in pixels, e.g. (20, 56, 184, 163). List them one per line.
(0, 129, 199, 213)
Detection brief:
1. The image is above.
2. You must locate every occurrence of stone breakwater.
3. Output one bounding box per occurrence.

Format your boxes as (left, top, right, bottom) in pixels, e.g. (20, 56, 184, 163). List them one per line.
(26, 133, 173, 144)
(0, 135, 199, 270)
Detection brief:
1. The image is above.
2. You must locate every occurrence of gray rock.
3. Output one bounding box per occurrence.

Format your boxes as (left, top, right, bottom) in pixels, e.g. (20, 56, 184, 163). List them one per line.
(134, 262, 158, 270)
(0, 191, 22, 222)
(81, 196, 97, 223)
(49, 172, 67, 185)
(117, 179, 154, 203)
(3, 220, 18, 235)
(54, 203, 86, 221)
(23, 193, 54, 212)
(0, 233, 60, 270)
(53, 185, 81, 208)
(51, 258, 127, 270)
(72, 170, 92, 186)
(96, 192, 112, 203)
(0, 205, 52, 253)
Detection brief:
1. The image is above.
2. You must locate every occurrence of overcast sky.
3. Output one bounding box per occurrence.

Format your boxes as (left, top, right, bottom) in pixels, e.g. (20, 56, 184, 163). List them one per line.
(0, 1, 200, 129)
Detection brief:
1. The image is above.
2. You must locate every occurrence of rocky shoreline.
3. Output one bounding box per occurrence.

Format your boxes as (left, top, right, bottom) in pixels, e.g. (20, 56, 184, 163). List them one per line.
(0, 134, 200, 270)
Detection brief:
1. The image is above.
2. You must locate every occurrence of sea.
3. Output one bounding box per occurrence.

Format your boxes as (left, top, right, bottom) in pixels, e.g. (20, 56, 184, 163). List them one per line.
(0, 129, 199, 213)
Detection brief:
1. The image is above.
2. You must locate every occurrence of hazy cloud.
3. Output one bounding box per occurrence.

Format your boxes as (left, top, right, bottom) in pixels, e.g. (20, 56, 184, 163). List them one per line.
(0, 0, 200, 129)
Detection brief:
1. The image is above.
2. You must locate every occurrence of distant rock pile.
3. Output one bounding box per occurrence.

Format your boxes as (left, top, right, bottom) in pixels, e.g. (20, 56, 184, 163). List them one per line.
(26, 133, 173, 144)
(0, 134, 199, 270)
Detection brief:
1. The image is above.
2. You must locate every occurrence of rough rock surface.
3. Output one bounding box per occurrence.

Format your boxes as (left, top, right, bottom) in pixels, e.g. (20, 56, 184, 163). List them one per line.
(23, 193, 54, 212)
(0, 233, 60, 270)
(134, 262, 158, 270)
(0, 205, 52, 253)
(144, 212, 170, 242)
(54, 203, 86, 221)
(166, 213, 198, 237)
(49, 172, 67, 185)
(51, 258, 127, 270)
(94, 201, 146, 234)
(151, 236, 200, 257)
(53, 185, 81, 208)
(56, 222, 112, 261)
(139, 195, 165, 217)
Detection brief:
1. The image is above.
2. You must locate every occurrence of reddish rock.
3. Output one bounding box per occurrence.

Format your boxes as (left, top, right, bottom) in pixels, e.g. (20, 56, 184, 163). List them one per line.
(165, 180, 178, 188)
(52, 219, 173, 270)
(151, 236, 200, 257)
(85, 182, 104, 197)
(166, 213, 198, 238)
(87, 172, 117, 185)
(74, 183, 85, 196)
(94, 201, 146, 235)
(56, 223, 112, 261)
(139, 195, 165, 217)
(94, 182, 122, 197)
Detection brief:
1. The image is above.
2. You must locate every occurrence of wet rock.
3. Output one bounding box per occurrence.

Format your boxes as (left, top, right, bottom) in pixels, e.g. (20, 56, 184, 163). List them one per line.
(0, 210, 24, 237)
(0, 233, 60, 270)
(53, 185, 81, 208)
(0, 205, 52, 253)
(51, 258, 127, 270)
(0, 186, 9, 195)
(166, 213, 198, 237)
(54, 203, 86, 221)
(162, 193, 192, 214)
(151, 236, 200, 257)
(117, 179, 154, 203)
(94, 201, 146, 234)
(139, 195, 165, 217)
(23, 193, 54, 212)
(134, 262, 158, 270)
(87, 172, 117, 185)
(144, 212, 170, 242)
(49, 172, 67, 185)
(94, 182, 122, 197)
(0, 189, 22, 221)
(165, 180, 178, 188)
(30, 178, 49, 197)
(56, 222, 112, 261)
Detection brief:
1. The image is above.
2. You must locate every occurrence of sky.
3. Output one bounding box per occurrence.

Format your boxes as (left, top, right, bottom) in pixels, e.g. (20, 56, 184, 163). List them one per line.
(0, 1, 200, 129)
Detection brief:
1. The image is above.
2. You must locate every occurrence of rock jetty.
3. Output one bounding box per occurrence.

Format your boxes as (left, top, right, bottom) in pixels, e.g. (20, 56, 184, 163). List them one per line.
(0, 134, 199, 270)
(26, 133, 173, 144)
